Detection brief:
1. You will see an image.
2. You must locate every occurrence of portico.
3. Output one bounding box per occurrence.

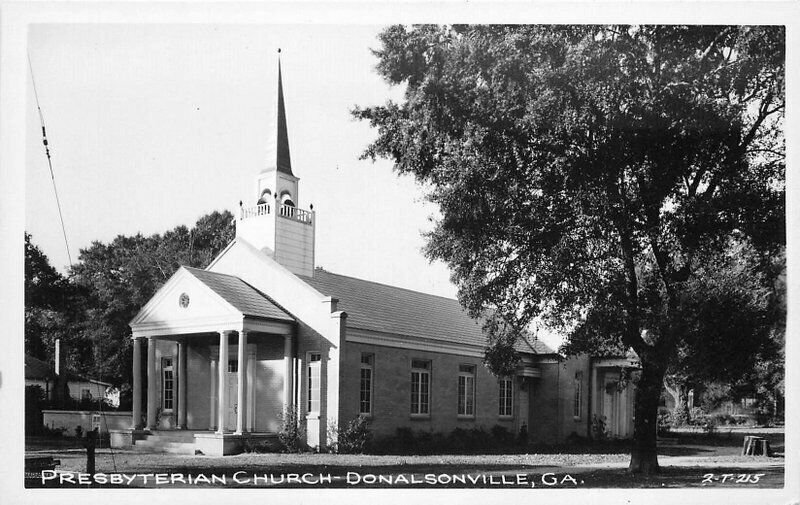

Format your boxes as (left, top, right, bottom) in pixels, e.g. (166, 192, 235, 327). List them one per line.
(123, 266, 297, 454)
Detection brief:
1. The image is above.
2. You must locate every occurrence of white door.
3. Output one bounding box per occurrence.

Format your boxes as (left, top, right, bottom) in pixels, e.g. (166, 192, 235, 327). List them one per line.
(603, 375, 620, 437)
(226, 371, 238, 430)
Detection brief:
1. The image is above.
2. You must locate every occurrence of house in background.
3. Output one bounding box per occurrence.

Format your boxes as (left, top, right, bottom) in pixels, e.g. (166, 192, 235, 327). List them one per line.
(25, 343, 117, 407)
(111, 56, 638, 455)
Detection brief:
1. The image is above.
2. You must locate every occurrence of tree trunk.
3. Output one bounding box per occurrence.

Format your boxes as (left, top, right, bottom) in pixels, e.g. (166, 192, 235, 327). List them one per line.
(629, 360, 665, 474)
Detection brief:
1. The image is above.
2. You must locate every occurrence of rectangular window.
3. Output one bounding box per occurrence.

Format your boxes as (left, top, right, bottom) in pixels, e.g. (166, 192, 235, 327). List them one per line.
(162, 357, 174, 411)
(458, 364, 476, 417)
(499, 378, 514, 417)
(410, 359, 431, 416)
(359, 353, 374, 415)
(81, 388, 91, 401)
(307, 352, 321, 415)
(573, 371, 583, 419)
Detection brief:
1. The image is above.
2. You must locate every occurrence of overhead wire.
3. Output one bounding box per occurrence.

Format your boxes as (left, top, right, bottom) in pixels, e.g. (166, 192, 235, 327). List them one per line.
(28, 52, 117, 473)
(28, 53, 72, 266)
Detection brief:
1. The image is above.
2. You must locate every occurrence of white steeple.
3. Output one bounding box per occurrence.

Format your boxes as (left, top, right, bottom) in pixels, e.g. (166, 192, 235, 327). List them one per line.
(235, 50, 315, 277)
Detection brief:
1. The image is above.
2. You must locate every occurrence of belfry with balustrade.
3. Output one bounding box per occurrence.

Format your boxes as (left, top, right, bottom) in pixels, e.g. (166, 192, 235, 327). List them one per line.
(235, 54, 315, 277)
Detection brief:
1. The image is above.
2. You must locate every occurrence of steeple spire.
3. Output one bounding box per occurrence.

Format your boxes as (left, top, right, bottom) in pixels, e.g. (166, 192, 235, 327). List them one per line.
(266, 48, 293, 176)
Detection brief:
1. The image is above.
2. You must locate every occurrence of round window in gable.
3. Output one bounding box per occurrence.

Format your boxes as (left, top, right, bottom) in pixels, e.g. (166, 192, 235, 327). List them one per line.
(179, 293, 190, 308)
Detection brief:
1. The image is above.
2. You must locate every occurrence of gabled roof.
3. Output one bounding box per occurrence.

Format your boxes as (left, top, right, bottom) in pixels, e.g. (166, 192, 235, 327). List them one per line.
(299, 268, 555, 354)
(25, 355, 54, 380)
(183, 267, 294, 322)
(516, 332, 556, 355)
(25, 355, 112, 386)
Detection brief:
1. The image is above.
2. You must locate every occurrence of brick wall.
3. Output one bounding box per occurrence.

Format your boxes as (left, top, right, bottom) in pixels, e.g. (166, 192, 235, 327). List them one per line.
(295, 321, 335, 446)
(525, 356, 592, 444)
(338, 341, 515, 438)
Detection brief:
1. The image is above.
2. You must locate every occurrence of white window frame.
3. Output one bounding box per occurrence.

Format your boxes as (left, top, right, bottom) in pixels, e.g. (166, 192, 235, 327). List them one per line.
(573, 371, 583, 420)
(80, 388, 92, 401)
(307, 352, 322, 416)
(410, 359, 431, 417)
(457, 364, 476, 418)
(499, 377, 514, 418)
(162, 356, 174, 412)
(359, 353, 374, 416)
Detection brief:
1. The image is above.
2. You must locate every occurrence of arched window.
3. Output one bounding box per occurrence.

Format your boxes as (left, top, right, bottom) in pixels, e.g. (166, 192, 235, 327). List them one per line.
(257, 188, 272, 205)
(279, 191, 295, 217)
(280, 191, 295, 207)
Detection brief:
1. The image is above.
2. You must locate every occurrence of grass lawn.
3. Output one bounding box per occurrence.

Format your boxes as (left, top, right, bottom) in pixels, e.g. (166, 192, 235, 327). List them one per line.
(25, 428, 784, 489)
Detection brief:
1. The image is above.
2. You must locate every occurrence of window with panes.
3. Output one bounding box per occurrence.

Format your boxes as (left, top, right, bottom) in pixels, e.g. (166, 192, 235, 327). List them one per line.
(162, 357, 174, 411)
(573, 371, 583, 419)
(307, 353, 321, 414)
(410, 359, 431, 415)
(359, 353, 374, 415)
(499, 377, 513, 417)
(457, 364, 476, 417)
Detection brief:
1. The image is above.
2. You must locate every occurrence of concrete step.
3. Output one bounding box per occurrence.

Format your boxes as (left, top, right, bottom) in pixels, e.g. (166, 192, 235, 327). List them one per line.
(145, 431, 197, 443)
(132, 440, 196, 455)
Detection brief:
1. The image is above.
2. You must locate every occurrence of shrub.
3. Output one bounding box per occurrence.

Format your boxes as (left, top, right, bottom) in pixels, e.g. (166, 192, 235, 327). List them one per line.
(700, 416, 718, 435)
(671, 407, 689, 427)
(366, 424, 525, 455)
(74, 425, 83, 438)
(517, 423, 528, 444)
(657, 411, 672, 437)
(688, 407, 705, 425)
(243, 437, 280, 453)
(41, 425, 67, 437)
(591, 415, 608, 440)
(713, 413, 735, 426)
(277, 408, 306, 453)
(336, 416, 372, 454)
(25, 385, 46, 435)
(490, 425, 514, 446)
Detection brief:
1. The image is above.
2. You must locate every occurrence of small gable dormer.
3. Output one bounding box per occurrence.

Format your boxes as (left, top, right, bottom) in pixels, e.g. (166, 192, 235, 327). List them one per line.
(236, 50, 315, 277)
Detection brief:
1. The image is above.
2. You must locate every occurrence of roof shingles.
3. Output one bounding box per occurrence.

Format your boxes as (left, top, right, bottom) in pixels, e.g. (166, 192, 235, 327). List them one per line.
(184, 267, 293, 322)
(300, 268, 554, 354)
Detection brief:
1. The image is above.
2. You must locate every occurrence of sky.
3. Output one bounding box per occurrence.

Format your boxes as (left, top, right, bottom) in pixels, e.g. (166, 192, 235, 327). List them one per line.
(26, 24, 458, 294)
(25, 23, 570, 349)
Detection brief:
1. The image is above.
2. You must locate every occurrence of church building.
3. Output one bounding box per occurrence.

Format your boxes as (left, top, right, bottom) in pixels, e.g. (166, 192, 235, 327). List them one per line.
(111, 56, 638, 456)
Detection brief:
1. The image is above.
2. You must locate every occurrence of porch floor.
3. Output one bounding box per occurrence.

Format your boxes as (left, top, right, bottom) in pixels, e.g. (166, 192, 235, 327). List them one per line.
(131, 429, 279, 455)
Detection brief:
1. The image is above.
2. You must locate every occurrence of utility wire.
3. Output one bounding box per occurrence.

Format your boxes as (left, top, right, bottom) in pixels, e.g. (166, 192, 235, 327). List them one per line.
(28, 52, 72, 266)
(28, 53, 117, 473)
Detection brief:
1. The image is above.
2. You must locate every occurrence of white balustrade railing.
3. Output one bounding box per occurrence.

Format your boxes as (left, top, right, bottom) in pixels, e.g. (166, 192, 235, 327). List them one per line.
(279, 204, 313, 224)
(240, 202, 313, 224)
(240, 203, 271, 219)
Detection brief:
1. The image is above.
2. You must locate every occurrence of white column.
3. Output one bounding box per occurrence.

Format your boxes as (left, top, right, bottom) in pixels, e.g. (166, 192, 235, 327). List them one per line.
(177, 341, 187, 429)
(146, 337, 157, 430)
(132, 337, 143, 429)
(209, 357, 217, 430)
(235, 331, 248, 434)
(216, 330, 230, 434)
(247, 354, 255, 432)
(283, 334, 293, 413)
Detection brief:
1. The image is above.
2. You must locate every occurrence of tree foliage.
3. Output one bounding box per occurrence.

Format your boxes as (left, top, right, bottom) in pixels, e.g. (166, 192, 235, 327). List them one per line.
(24, 210, 235, 388)
(24, 233, 74, 361)
(69, 210, 235, 385)
(355, 25, 784, 473)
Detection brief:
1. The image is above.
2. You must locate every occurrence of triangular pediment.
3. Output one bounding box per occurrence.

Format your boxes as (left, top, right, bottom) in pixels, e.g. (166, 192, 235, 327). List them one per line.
(130, 267, 243, 335)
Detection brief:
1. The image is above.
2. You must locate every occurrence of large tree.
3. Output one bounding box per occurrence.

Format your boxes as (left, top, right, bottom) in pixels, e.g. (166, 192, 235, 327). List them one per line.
(24, 233, 76, 362)
(355, 25, 784, 473)
(69, 210, 235, 387)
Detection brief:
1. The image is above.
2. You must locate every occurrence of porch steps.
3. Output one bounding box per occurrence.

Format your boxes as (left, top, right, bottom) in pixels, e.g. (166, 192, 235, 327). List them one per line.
(131, 431, 199, 455)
